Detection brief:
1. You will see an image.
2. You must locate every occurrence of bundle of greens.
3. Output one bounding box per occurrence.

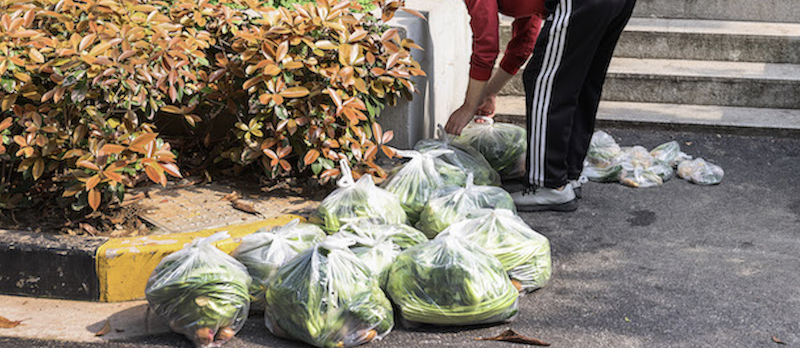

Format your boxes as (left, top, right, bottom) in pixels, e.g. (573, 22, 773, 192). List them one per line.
(417, 174, 516, 238)
(330, 219, 428, 287)
(414, 126, 501, 186)
(457, 209, 551, 293)
(383, 150, 464, 224)
(311, 159, 407, 233)
(453, 118, 527, 179)
(145, 232, 251, 348)
(264, 239, 394, 348)
(582, 131, 624, 182)
(385, 233, 519, 326)
(231, 219, 326, 311)
(677, 158, 724, 185)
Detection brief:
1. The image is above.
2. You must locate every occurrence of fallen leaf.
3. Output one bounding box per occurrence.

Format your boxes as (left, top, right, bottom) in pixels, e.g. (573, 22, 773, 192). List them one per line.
(772, 335, 786, 345)
(475, 329, 550, 346)
(220, 191, 240, 201)
(80, 223, 99, 236)
(0, 315, 22, 328)
(232, 200, 259, 215)
(95, 320, 111, 336)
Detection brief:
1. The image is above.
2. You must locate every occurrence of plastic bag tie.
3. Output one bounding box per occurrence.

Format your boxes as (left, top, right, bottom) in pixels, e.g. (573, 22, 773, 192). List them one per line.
(337, 159, 355, 188)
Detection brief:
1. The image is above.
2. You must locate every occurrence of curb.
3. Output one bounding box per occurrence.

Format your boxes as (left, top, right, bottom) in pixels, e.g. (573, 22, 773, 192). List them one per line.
(0, 215, 301, 302)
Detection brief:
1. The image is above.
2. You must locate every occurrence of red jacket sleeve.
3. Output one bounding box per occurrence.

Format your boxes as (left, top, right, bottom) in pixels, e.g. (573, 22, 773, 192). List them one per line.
(465, 0, 500, 81)
(499, 16, 543, 76)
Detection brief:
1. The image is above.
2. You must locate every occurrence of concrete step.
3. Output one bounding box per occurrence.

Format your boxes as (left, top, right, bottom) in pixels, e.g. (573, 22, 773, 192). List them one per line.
(632, 0, 800, 23)
(492, 96, 800, 133)
(499, 58, 800, 109)
(500, 18, 800, 64)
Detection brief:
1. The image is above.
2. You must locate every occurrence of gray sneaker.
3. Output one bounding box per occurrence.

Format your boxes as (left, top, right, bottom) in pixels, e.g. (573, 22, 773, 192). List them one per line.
(511, 185, 578, 212)
(568, 176, 588, 199)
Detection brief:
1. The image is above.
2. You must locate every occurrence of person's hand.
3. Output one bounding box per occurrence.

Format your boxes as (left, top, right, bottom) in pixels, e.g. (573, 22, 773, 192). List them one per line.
(444, 104, 475, 136)
(476, 95, 496, 118)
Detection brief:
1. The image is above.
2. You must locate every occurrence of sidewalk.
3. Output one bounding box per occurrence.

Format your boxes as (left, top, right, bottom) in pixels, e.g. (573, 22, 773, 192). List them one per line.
(1, 127, 799, 348)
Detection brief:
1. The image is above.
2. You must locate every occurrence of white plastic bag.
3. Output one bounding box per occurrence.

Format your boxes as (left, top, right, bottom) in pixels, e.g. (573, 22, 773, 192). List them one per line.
(453, 118, 527, 179)
(311, 159, 407, 233)
(582, 131, 623, 182)
(677, 158, 724, 185)
(264, 238, 394, 348)
(145, 232, 251, 348)
(619, 146, 664, 188)
(416, 173, 516, 238)
(231, 219, 326, 311)
(650, 141, 692, 167)
(457, 209, 551, 293)
(414, 125, 502, 186)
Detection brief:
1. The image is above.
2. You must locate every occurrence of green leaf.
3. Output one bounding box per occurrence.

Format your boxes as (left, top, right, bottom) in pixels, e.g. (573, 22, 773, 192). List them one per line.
(312, 163, 322, 175)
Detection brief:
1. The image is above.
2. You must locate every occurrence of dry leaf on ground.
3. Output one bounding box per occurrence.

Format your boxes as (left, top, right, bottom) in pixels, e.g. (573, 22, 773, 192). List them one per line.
(221, 191, 241, 201)
(232, 200, 259, 214)
(95, 320, 111, 336)
(0, 315, 22, 328)
(772, 335, 787, 345)
(475, 329, 550, 346)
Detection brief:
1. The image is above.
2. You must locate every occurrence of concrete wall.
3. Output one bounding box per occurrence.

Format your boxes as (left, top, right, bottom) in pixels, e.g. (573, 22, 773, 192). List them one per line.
(381, 0, 471, 148)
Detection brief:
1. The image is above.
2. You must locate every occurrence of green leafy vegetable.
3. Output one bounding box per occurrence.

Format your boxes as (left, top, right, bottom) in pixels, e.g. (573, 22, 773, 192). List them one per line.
(231, 219, 326, 311)
(582, 131, 624, 182)
(264, 239, 394, 348)
(385, 233, 519, 326)
(453, 119, 527, 178)
(415, 126, 501, 186)
(146, 232, 251, 348)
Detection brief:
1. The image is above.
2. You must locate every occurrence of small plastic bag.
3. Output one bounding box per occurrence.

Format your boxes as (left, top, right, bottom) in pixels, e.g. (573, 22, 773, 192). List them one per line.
(329, 219, 428, 287)
(264, 239, 394, 348)
(649, 160, 674, 181)
(414, 125, 502, 186)
(453, 117, 527, 179)
(383, 150, 464, 224)
(145, 232, 251, 348)
(650, 141, 692, 167)
(582, 131, 624, 182)
(311, 159, 408, 233)
(677, 158, 724, 185)
(457, 209, 551, 293)
(385, 232, 520, 327)
(416, 173, 516, 238)
(231, 219, 326, 311)
(618, 146, 663, 188)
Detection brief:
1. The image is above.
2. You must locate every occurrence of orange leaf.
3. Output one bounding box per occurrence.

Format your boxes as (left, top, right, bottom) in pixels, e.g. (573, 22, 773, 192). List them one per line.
(86, 174, 101, 191)
(88, 189, 101, 211)
(0, 117, 12, 132)
(303, 149, 320, 165)
(401, 8, 427, 21)
(279, 159, 291, 172)
(0, 315, 23, 328)
(277, 146, 292, 158)
(129, 132, 158, 150)
(382, 130, 394, 144)
(372, 123, 383, 141)
(77, 160, 101, 171)
(161, 105, 182, 114)
(103, 170, 123, 183)
(100, 144, 126, 155)
(275, 41, 289, 62)
(279, 86, 310, 98)
(32, 158, 44, 180)
(161, 163, 182, 178)
(145, 164, 166, 187)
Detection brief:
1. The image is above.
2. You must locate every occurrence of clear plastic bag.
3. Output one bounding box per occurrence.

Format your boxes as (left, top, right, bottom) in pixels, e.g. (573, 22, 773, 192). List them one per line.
(416, 173, 516, 238)
(385, 233, 519, 327)
(414, 125, 502, 186)
(264, 239, 394, 348)
(650, 141, 692, 168)
(328, 219, 428, 287)
(453, 117, 527, 179)
(383, 150, 464, 224)
(618, 146, 664, 188)
(145, 232, 251, 348)
(231, 219, 326, 311)
(311, 159, 408, 233)
(457, 209, 551, 293)
(677, 158, 724, 185)
(582, 131, 623, 182)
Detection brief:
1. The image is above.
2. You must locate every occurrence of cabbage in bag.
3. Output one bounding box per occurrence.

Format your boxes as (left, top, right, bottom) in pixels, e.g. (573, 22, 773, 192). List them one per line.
(383, 150, 464, 224)
(453, 118, 527, 179)
(417, 173, 516, 238)
(414, 126, 501, 186)
(311, 159, 407, 233)
(264, 239, 394, 348)
(231, 219, 326, 311)
(385, 233, 519, 326)
(458, 209, 551, 293)
(329, 219, 428, 287)
(677, 158, 724, 185)
(146, 232, 251, 348)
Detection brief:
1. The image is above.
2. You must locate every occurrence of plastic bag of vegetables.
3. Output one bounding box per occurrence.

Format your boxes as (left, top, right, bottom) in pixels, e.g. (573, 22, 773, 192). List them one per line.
(618, 146, 664, 188)
(311, 159, 407, 233)
(414, 126, 501, 186)
(454, 117, 527, 179)
(383, 150, 464, 224)
(582, 131, 624, 182)
(677, 158, 724, 185)
(417, 173, 516, 238)
(650, 141, 692, 167)
(264, 238, 394, 348)
(385, 233, 519, 327)
(145, 232, 251, 348)
(329, 219, 428, 287)
(231, 219, 326, 311)
(456, 209, 551, 293)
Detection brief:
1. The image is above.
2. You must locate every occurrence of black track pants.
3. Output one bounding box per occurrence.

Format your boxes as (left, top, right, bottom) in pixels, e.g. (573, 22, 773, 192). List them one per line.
(523, 0, 636, 188)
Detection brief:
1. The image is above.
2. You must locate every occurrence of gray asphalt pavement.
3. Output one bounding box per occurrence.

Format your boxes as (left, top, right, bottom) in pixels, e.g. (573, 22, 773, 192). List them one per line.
(2, 127, 799, 348)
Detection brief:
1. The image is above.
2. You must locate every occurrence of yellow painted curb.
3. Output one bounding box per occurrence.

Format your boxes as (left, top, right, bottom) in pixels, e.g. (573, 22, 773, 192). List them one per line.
(96, 215, 303, 302)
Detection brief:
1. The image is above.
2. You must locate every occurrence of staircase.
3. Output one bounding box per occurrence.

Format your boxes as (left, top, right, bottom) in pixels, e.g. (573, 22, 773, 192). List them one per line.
(494, 0, 800, 133)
